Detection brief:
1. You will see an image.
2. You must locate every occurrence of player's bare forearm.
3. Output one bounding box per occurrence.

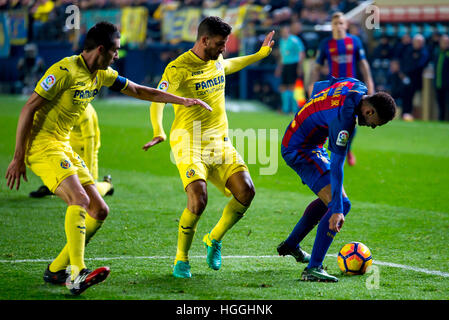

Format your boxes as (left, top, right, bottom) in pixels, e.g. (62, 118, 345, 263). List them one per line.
(123, 82, 211, 111)
(359, 60, 375, 94)
(13, 92, 45, 160)
(6, 92, 45, 189)
(123, 82, 186, 105)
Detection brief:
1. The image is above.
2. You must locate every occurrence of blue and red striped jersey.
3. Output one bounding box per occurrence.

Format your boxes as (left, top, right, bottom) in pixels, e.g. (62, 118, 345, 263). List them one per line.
(282, 77, 367, 155)
(316, 35, 366, 78)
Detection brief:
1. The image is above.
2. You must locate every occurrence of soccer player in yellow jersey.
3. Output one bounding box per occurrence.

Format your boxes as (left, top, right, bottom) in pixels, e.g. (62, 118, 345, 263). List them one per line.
(29, 103, 114, 198)
(5, 21, 210, 295)
(143, 16, 275, 278)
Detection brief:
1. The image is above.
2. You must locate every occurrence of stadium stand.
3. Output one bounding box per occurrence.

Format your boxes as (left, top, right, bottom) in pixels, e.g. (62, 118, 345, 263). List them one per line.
(1, 0, 448, 119)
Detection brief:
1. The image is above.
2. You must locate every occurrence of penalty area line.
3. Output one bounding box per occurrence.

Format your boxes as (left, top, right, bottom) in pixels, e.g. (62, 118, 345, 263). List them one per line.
(1, 254, 448, 278)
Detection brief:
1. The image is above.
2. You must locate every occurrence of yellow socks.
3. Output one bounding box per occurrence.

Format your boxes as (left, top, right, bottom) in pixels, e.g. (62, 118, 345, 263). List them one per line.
(64, 205, 87, 279)
(175, 208, 200, 264)
(85, 213, 104, 245)
(49, 209, 104, 277)
(209, 197, 248, 242)
(95, 181, 112, 197)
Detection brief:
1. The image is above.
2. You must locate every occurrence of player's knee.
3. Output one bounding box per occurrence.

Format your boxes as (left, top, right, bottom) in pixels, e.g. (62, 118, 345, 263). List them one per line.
(189, 196, 207, 215)
(186, 180, 208, 215)
(95, 202, 109, 221)
(69, 190, 90, 209)
(236, 182, 256, 206)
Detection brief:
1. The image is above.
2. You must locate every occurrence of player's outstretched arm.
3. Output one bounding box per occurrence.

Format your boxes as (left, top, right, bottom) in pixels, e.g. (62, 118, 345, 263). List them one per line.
(223, 30, 275, 75)
(358, 59, 375, 95)
(122, 80, 211, 111)
(5, 92, 46, 190)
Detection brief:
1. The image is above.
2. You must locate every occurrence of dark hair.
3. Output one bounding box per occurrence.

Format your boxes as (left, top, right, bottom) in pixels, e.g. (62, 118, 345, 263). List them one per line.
(366, 92, 397, 122)
(197, 16, 232, 40)
(83, 21, 120, 52)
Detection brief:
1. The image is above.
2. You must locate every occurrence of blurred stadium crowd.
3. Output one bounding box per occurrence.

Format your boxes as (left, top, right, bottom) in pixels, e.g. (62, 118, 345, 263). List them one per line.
(1, 0, 449, 120)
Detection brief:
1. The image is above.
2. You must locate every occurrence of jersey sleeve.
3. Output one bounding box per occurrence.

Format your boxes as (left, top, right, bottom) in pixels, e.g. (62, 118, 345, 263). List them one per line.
(34, 62, 72, 100)
(329, 151, 346, 214)
(150, 64, 185, 139)
(156, 64, 184, 94)
(353, 36, 367, 61)
(328, 101, 358, 155)
(327, 94, 357, 215)
(100, 67, 119, 87)
(328, 81, 366, 155)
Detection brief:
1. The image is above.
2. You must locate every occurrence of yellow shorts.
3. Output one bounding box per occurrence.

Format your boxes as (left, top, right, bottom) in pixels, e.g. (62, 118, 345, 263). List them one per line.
(26, 141, 94, 193)
(173, 141, 248, 197)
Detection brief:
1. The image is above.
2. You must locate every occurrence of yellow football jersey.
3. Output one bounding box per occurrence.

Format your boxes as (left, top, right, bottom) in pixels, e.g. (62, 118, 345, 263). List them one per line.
(158, 50, 228, 148)
(29, 55, 118, 153)
(151, 47, 271, 150)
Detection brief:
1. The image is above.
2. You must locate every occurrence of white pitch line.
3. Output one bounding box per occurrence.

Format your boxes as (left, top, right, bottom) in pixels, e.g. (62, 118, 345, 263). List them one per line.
(1, 254, 448, 278)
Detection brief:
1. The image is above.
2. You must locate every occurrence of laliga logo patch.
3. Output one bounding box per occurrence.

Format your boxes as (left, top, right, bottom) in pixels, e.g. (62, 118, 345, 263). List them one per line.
(336, 130, 349, 147)
(60, 159, 71, 169)
(186, 169, 195, 178)
(158, 81, 169, 91)
(215, 61, 223, 71)
(41, 74, 56, 91)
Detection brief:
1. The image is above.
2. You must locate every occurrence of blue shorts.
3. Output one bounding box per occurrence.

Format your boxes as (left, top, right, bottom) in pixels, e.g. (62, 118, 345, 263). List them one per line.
(282, 146, 331, 194)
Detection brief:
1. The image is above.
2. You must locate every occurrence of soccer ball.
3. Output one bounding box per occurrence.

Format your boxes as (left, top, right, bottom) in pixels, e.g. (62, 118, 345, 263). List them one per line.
(337, 242, 373, 275)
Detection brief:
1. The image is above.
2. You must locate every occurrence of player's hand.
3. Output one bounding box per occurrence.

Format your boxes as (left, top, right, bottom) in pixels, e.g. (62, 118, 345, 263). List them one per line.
(329, 213, 345, 233)
(5, 158, 28, 190)
(142, 136, 165, 151)
(262, 30, 275, 48)
(183, 98, 212, 112)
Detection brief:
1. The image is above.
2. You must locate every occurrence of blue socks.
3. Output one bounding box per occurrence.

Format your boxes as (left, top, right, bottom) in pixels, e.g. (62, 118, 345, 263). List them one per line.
(284, 198, 328, 250)
(308, 198, 352, 268)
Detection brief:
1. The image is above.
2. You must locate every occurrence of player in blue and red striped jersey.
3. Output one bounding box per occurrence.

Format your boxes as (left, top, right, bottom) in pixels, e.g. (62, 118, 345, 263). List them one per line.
(309, 12, 375, 167)
(277, 77, 396, 282)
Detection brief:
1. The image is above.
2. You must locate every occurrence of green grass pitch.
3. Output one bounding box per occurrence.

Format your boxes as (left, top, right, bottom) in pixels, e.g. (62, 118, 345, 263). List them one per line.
(0, 94, 448, 300)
